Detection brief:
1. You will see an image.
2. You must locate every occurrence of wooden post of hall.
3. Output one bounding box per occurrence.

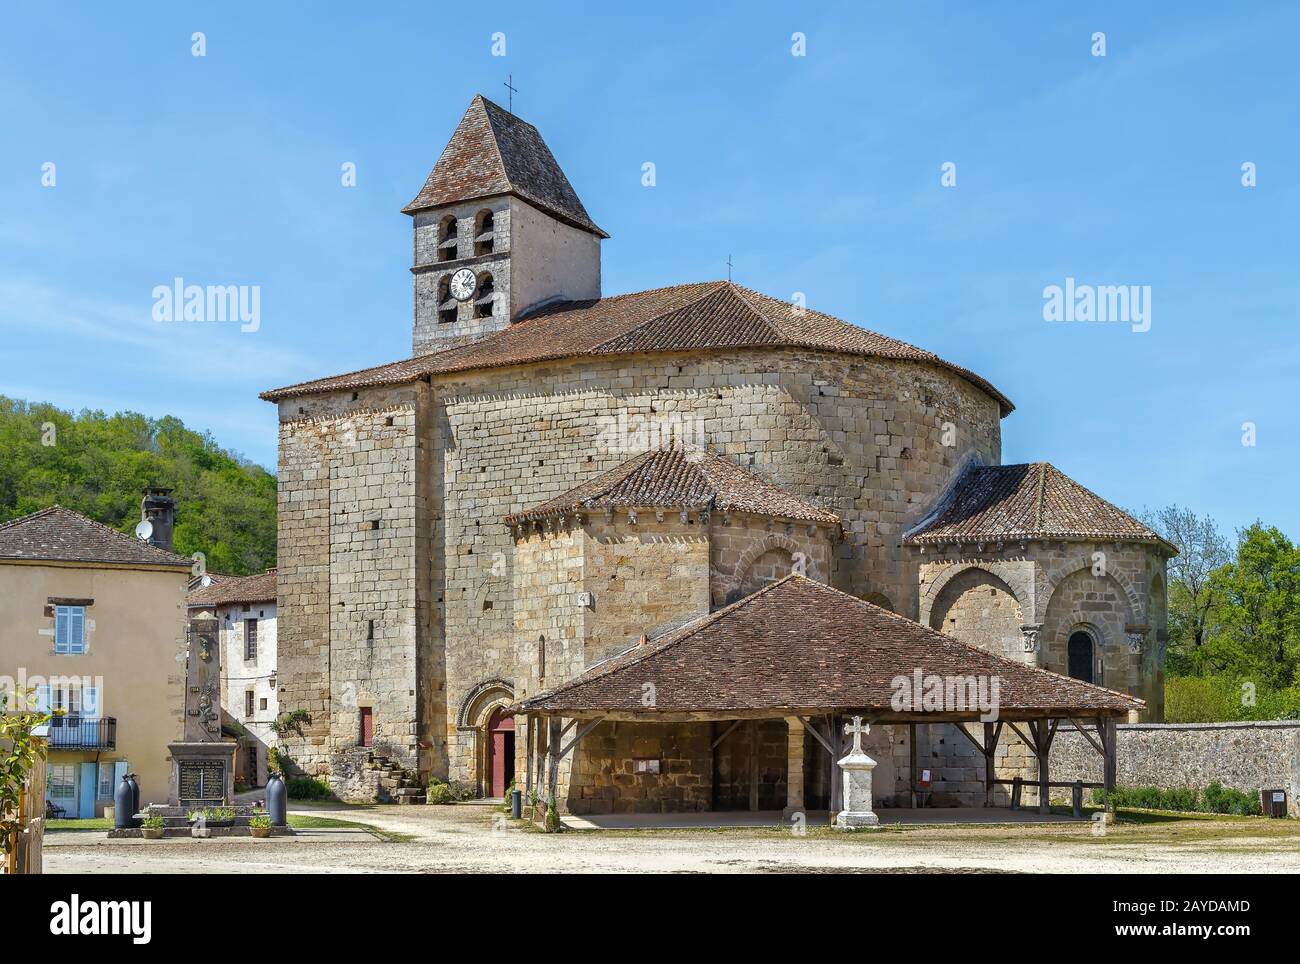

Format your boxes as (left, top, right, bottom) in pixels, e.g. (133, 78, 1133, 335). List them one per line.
(546, 716, 562, 809)
(827, 714, 842, 817)
(1102, 716, 1117, 813)
(1034, 720, 1050, 815)
(523, 714, 535, 802)
(747, 719, 759, 812)
(983, 721, 996, 808)
(909, 722, 919, 809)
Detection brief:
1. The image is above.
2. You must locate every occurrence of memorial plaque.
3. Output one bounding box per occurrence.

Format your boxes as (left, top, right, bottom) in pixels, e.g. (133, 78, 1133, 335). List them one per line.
(178, 760, 226, 804)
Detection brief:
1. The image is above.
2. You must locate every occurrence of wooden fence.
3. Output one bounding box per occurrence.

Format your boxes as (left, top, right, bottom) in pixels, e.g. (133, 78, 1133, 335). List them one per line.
(3, 740, 46, 875)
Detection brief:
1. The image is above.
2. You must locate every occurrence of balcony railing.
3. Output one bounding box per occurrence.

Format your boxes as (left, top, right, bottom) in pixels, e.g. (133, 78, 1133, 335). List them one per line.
(47, 716, 116, 750)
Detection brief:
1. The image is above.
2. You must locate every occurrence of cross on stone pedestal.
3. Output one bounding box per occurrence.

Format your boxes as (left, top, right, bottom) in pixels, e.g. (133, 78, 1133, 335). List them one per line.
(835, 715, 880, 830)
(844, 715, 869, 754)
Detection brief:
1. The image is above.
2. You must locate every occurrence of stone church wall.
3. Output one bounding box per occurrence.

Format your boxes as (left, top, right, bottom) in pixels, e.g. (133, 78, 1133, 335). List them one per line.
(438, 347, 1001, 788)
(278, 345, 1002, 795)
(274, 383, 444, 797)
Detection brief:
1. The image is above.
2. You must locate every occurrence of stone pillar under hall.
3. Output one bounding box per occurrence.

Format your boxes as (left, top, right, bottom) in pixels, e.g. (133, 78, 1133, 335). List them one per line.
(782, 717, 804, 820)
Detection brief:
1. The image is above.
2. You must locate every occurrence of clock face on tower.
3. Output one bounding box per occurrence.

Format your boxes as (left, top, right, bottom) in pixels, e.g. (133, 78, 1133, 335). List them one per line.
(450, 268, 477, 302)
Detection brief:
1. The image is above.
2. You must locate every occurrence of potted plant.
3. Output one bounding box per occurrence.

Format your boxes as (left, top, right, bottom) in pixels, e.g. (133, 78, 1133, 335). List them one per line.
(248, 814, 272, 839)
(141, 815, 165, 840)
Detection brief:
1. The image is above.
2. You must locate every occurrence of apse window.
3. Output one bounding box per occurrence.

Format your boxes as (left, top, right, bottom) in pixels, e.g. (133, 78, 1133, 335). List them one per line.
(1067, 630, 1096, 684)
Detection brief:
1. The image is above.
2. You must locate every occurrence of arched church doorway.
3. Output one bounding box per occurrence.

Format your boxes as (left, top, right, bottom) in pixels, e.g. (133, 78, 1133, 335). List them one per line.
(486, 707, 516, 799)
(1067, 630, 1096, 683)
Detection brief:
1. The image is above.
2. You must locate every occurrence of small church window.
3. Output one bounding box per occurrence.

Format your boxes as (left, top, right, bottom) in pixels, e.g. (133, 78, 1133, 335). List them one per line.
(538, 635, 546, 682)
(474, 273, 495, 319)
(1067, 630, 1095, 684)
(438, 215, 459, 262)
(474, 209, 494, 255)
(437, 276, 457, 324)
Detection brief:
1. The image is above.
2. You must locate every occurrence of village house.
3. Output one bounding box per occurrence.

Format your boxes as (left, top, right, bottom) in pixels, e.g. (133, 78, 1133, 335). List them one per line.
(260, 94, 1173, 813)
(0, 492, 191, 818)
(187, 569, 279, 788)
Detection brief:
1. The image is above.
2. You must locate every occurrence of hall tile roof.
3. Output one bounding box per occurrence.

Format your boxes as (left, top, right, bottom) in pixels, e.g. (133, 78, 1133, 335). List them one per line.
(261, 281, 1014, 415)
(516, 576, 1143, 717)
(401, 94, 607, 238)
(504, 449, 840, 525)
(187, 569, 277, 608)
(903, 462, 1173, 550)
(0, 506, 194, 569)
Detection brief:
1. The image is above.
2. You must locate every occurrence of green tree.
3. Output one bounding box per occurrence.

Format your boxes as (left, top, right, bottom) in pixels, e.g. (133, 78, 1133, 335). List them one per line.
(1204, 524, 1300, 690)
(1139, 504, 1230, 675)
(0, 396, 276, 575)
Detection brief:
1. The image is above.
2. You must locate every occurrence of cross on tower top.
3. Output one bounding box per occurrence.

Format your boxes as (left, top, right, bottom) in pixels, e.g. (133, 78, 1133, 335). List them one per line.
(504, 74, 518, 112)
(726, 254, 733, 281)
(844, 715, 870, 754)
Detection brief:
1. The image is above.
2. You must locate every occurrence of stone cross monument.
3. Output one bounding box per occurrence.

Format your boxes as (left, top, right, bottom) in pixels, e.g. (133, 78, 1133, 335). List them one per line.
(834, 716, 880, 829)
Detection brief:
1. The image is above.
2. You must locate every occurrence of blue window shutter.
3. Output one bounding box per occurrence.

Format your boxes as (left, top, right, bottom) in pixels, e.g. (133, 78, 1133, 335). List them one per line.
(55, 608, 68, 653)
(70, 607, 85, 653)
(78, 762, 97, 819)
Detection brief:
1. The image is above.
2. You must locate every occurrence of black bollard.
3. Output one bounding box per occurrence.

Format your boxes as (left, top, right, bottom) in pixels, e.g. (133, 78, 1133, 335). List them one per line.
(114, 775, 134, 830)
(511, 788, 522, 819)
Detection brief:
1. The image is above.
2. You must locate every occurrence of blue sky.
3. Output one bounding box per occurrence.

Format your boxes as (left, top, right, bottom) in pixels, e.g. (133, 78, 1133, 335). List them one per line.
(2, 2, 1297, 539)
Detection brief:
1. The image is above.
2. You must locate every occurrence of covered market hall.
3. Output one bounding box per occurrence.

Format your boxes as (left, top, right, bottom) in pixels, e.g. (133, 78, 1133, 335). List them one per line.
(512, 576, 1142, 826)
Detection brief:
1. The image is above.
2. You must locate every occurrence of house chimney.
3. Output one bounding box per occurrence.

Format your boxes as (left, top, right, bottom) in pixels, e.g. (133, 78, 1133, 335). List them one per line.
(141, 487, 176, 553)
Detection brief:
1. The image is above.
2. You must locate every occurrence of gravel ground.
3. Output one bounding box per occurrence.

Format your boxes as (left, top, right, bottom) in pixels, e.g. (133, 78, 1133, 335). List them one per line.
(43, 803, 1300, 874)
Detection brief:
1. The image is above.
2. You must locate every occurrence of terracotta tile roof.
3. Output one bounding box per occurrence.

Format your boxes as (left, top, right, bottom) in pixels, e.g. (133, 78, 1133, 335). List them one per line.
(261, 281, 1014, 415)
(903, 462, 1173, 550)
(0, 506, 194, 569)
(516, 576, 1143, 717)
(504, 449, 840, 525)
(401, 94, 607, 238)
(187, 569, 277, 608)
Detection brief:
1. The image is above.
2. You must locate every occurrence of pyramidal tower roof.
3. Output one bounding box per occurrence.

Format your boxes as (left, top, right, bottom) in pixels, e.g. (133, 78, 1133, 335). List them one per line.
(402, 94, 607, 238)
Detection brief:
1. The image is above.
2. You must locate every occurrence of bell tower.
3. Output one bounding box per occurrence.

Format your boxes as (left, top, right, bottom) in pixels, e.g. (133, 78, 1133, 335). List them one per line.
(403, 94, 607, 355)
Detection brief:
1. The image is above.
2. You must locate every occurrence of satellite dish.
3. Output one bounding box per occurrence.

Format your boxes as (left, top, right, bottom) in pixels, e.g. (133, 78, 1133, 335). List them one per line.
(135, 519, 154, 541)
(200, 574, 212, 588)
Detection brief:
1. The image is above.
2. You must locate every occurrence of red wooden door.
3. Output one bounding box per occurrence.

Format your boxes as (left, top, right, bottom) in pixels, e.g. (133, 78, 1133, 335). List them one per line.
(487, 708, 515, 797)
(360, 707, 374, 747)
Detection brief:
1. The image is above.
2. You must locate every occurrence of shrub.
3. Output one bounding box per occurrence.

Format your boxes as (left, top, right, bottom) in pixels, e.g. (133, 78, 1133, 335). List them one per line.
(544, 798, 561, 833)
(141, 814, 165, 830)
(286, 776, 334, 801)
(248, 814, 271, 829)
(1091, 783, 1262, 816)
(1203, 782, 1261, 816)
(426, 783, 453, 805)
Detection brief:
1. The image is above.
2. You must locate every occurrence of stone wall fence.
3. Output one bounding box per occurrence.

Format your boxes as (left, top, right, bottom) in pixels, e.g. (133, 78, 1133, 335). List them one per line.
(1050, 721, 1300, 816)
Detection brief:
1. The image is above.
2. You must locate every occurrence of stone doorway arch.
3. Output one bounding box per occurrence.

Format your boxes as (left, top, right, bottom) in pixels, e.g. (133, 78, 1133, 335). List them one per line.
(456, 678, 515, 797)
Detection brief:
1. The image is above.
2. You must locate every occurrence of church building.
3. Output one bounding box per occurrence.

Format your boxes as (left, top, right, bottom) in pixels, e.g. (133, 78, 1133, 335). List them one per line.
(262, 95, 1172, 812)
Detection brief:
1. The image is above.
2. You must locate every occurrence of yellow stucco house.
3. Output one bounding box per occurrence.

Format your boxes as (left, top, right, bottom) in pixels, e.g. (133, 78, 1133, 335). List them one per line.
(0, 501, 192, 818)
